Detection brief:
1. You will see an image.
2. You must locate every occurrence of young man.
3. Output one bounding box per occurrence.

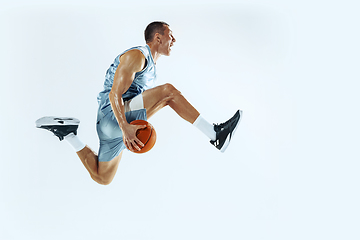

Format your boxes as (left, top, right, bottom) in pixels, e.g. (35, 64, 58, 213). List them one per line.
(36, 21, 242, 185)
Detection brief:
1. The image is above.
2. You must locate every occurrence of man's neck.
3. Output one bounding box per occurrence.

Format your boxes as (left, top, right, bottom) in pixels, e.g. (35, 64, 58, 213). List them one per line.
(147, 43, 161, 63)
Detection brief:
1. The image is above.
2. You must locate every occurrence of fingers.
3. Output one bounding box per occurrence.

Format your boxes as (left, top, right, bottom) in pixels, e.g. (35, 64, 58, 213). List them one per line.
(124, 136, 144, 151)
(124, 139, 134, 152)
(134, 137, 144, 147)
(123, 124, 147, 152)
(138, 124, 147, 130)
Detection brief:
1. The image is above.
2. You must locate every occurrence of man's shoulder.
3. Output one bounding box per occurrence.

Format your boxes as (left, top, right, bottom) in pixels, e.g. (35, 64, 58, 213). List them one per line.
(129, 45, 151, 58)
(119, 48, 146, 72)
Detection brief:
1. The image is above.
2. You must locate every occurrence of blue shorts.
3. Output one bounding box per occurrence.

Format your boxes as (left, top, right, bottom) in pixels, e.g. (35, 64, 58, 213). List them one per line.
(96, 103, 147, 162)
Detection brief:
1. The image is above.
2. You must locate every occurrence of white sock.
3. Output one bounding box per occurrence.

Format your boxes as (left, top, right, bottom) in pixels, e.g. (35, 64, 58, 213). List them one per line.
(193, 115, 216, 141)
(64, 133, 86, 152)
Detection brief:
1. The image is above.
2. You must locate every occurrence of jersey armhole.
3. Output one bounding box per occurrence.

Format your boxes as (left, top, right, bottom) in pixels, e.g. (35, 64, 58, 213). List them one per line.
(136, 49, 148, 74)
(118, 47, 148, 74)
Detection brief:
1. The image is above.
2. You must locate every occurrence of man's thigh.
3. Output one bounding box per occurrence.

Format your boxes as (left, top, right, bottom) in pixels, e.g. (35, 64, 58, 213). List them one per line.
(97, 151, 123, 180)
(142, 84, 171, 118)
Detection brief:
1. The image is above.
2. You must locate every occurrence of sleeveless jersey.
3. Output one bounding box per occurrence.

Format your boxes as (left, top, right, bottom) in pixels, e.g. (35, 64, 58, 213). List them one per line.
(97, 45, 157, 111)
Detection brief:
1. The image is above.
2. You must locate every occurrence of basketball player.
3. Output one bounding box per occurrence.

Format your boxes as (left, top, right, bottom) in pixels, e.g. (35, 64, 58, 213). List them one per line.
(36, 21, 243, 185)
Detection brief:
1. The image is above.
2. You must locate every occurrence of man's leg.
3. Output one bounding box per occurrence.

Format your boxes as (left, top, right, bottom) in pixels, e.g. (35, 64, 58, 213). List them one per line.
(142, 83, 242, 152)
(36, 117, 122, 185)
(142, 83, 200, 123)
(76, 147, 122, 185)
(142, 83, 217, 140)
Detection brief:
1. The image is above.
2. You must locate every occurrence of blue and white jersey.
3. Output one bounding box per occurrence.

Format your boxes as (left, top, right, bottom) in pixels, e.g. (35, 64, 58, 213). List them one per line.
(97, 44, 157, 111)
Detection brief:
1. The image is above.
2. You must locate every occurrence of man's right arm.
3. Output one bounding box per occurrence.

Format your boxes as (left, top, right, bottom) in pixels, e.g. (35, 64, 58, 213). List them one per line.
(109, 50, 146, 151)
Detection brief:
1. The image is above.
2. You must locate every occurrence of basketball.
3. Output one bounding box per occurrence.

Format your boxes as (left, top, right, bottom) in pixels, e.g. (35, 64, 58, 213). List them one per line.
(127, 119, 156, 153)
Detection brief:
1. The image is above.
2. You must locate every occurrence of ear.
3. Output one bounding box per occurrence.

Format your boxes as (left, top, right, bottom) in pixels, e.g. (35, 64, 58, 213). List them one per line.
(154, 33, 162, 44)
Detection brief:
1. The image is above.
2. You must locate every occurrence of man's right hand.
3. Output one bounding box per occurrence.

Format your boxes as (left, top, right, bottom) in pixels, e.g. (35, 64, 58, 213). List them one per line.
(121, 123, 147, 152)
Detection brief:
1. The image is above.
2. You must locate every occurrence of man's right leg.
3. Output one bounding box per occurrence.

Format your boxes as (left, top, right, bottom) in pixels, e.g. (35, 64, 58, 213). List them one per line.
(36, 117, 122, 185)
(76, 146, 122, 185)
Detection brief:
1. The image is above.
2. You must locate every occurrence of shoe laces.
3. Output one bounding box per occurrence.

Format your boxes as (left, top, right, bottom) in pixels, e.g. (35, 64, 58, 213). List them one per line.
(213, 118, 232, 132)
(213, 111, 239, 132)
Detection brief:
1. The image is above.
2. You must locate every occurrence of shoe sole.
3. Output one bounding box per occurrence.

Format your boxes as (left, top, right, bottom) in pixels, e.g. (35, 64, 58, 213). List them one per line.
(220, 110, 243, 153)
(35, 116, 80, 128)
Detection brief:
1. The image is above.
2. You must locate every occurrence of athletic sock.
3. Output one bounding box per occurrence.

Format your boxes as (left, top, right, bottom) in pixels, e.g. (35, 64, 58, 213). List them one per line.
(64, 133, 86, 152)
(193, 115, 216, 141)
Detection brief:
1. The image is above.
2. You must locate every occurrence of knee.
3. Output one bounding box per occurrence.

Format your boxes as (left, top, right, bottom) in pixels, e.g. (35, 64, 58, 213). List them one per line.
(99, 179, 113, 186)
(162, 83, 181, 99)
(91, 174, 113, 186)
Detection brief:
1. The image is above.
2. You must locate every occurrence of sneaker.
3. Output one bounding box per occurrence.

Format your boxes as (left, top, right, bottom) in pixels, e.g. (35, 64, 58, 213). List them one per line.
(210, 110, 243, 152)
(35, 116, 80, 141)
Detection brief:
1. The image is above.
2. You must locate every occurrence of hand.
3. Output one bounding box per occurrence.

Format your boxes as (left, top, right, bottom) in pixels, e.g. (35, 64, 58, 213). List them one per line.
(122, 123, 147, 151)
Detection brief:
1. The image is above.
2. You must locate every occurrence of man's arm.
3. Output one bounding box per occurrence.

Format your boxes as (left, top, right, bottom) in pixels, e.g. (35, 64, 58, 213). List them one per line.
(109, 49, 146, 151)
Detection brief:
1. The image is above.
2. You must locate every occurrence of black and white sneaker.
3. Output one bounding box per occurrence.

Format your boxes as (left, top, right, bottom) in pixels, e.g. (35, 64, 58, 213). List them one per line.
(210, 110, 243, 152)
(35, 117, 80, 141)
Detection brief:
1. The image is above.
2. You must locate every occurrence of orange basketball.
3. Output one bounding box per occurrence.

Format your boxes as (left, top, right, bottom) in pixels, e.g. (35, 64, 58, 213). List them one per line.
(127, 119, 156, 153)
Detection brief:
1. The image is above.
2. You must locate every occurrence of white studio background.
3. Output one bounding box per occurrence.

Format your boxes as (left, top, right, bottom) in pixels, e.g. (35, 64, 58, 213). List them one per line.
(0, 0, 359, 240)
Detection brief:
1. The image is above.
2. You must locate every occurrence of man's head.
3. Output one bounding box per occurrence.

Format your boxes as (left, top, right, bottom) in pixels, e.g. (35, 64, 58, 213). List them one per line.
(145, 21, 176, 56)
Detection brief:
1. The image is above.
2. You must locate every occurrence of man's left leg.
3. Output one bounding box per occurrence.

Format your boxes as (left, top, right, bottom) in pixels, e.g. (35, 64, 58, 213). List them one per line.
(142, 83, 242, 152)
(143, 83, 200, 123)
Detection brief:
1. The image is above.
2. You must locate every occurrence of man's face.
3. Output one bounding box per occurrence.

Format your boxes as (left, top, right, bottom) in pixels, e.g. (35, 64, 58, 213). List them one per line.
(158, 26, 176, 56)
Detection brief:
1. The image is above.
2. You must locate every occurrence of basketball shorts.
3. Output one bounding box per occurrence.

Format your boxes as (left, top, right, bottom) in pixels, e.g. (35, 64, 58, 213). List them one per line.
(96, 94, 147, 162)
